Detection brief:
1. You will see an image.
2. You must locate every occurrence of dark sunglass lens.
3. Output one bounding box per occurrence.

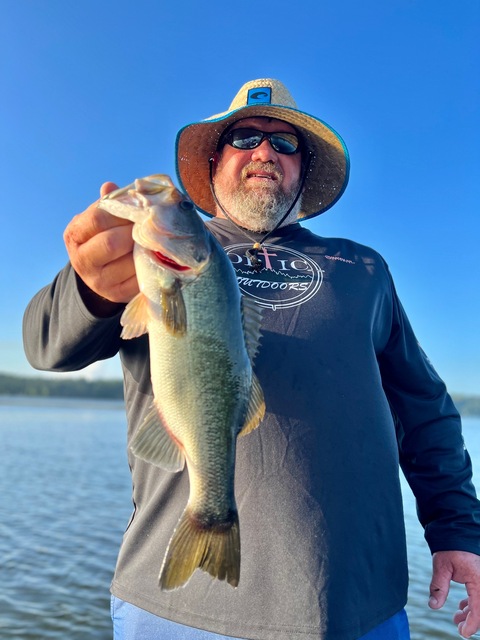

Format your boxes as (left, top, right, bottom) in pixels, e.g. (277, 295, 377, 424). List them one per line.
(230, 129, 262, 149)
(224, 128, 300, 154)
(270, 133, 299, 154)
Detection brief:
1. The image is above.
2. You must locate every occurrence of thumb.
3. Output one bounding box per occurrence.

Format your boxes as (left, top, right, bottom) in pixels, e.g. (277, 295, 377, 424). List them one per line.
(100, 181, 119, 198)
(429, 554, 452, 610)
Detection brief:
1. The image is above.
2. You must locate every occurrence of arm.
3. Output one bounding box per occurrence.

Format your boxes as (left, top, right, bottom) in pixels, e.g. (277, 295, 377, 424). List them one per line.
(378, 286, 479, 553)
(378, 272, 480, 636)
(23, 182, 140, 372)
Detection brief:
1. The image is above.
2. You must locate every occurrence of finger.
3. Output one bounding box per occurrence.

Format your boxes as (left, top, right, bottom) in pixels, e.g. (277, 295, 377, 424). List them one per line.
(93, 271, 139, 305)
(429, 554, 453, 609)
(65, 182, 131, 246)
(65, 204, 133, 251)
(429, 580, 450, 609)
(92, 251, 137, 288)
(66, 220, 135, 303)
(76, 224, 134, 269)
(100, 181, 119, 198)
(454, 604, 470, 625)
(460, 586, 480, 638)
(454, 612, 467, 630)
(112, 274, 139, 304)
(79, 253, 138, 304)
(458, 609, 480, 638)
(454, 593, 480, 639)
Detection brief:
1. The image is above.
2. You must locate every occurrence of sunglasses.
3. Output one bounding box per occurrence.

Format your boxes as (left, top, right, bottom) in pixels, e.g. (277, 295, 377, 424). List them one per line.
(220, 127, 301, 155)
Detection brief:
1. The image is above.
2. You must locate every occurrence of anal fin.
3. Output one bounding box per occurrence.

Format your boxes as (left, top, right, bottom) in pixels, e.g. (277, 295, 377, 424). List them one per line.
(130, 405, 185, 472)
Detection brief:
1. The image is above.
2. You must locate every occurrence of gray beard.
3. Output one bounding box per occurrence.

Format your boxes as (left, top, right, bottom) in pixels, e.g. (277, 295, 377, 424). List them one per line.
(215, 176, 301, 232)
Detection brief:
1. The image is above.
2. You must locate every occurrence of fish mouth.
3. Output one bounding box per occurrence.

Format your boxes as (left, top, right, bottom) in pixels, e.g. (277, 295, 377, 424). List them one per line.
(153, 251, 191, 272)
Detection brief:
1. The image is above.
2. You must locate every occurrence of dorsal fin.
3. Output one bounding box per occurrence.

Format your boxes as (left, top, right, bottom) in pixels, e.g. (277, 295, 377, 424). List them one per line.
(238, 373, 265, 437)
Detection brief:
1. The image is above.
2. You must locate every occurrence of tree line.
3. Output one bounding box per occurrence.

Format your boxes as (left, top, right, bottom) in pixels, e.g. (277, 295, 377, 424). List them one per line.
(1, 372, 479, 416)
(0, 373, 123, 400)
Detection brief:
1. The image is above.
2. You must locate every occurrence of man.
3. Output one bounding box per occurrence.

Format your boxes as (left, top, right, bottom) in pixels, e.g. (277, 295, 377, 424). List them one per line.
(23, 79, 480, 639)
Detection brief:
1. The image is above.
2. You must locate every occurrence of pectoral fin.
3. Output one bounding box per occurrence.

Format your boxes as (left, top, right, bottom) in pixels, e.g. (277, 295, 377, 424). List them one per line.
(120, 293, 150, 339)
(238, 373, 265, 437)
(161, 283, 187, 336)
(121, 287, 187, 338)
(130, 405, 185, 472)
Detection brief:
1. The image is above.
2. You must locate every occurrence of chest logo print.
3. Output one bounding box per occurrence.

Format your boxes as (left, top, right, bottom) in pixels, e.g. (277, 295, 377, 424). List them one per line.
(225, 243, 323, 310)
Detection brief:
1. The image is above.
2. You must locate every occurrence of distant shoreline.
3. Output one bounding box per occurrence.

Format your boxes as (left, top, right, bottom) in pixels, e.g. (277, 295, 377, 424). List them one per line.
(0, 394, 125, 411)
(1, 372, 479, 416)
(0, 372, 123, 400)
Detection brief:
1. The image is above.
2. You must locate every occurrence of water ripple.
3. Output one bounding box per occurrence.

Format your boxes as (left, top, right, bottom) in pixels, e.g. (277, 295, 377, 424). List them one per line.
(1, 400, 479, 639)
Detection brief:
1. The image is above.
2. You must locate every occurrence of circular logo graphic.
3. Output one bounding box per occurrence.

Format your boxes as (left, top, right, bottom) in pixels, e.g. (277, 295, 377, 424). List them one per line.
(225, 243, 323, 310)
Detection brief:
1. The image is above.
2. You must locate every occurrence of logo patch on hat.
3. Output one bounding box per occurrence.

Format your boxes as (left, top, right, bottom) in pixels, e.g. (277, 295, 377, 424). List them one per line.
(247, 87, 272, 105)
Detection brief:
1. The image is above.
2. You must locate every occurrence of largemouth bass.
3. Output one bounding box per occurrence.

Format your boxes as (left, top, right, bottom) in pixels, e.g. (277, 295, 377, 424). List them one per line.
(99, 175, 265, 590)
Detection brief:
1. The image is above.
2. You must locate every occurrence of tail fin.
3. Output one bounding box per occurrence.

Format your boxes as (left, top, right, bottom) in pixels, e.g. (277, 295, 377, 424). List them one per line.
(159, 508, 240, 591)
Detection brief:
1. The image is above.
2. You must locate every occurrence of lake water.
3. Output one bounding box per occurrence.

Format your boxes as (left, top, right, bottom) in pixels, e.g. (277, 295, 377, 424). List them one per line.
(1, 397, 479, 640)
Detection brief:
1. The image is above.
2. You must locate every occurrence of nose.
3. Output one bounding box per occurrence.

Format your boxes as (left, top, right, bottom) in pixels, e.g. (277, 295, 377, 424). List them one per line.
(250, 139, 279, 163)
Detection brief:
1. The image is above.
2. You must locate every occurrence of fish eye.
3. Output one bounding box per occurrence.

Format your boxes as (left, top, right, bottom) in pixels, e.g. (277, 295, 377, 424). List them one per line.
(180, 200, 194, 211)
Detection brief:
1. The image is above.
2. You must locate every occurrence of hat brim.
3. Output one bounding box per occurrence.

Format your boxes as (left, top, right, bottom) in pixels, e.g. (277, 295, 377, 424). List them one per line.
(175, 104, 350, 220)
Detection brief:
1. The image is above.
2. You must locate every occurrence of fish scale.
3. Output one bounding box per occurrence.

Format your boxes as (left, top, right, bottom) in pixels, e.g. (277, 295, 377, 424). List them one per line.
(99, 174, 265, 590)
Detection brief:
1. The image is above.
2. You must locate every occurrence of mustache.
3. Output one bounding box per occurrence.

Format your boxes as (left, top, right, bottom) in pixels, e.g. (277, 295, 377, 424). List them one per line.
(241, 162, 283, 182)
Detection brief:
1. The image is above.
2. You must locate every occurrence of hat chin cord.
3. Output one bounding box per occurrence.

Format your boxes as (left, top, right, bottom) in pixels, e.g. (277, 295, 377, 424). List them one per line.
(208, 151, 312, 272)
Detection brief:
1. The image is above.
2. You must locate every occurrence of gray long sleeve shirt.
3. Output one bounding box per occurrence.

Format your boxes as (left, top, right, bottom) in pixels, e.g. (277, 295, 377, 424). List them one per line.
(23, 219, 480, 640)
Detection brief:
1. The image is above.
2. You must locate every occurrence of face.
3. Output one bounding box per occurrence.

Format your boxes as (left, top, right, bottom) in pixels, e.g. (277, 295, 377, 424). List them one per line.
(212, 117, 303, 232)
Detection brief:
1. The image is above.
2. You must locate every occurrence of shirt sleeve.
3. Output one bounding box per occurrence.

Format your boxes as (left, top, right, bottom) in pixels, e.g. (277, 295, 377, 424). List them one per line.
(378, 268, 480, 555)
(23, 263, 124, 372)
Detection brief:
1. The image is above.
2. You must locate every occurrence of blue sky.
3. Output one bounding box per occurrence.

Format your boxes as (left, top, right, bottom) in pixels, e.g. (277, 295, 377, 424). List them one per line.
(1, 0, 479, 394)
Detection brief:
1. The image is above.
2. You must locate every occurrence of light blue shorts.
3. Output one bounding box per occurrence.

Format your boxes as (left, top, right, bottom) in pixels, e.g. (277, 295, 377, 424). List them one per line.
(111, 595, 410, 640)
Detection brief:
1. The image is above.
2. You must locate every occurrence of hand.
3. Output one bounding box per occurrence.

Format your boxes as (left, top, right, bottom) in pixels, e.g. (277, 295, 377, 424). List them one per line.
(64, 182, 139, 314)
(429, 550, 480, 638)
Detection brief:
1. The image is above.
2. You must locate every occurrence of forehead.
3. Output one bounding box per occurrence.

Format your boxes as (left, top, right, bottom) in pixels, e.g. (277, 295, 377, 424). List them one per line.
(229, 116, 297, 133)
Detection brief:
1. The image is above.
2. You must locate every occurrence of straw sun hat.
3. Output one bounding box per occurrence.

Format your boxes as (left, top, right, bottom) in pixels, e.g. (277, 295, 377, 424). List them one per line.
(175, 78, 350, 220)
